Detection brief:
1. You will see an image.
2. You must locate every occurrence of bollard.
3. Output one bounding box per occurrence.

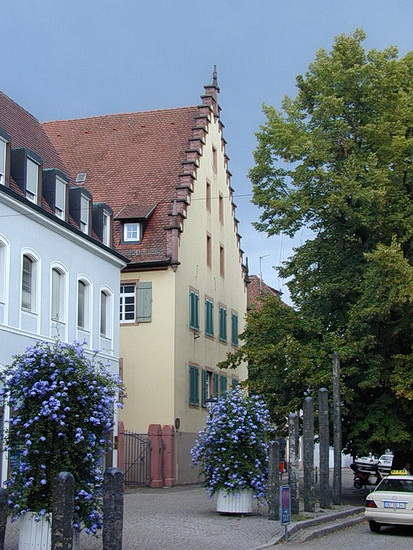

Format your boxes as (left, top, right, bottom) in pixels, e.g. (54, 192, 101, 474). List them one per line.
(319, 388, 330, 508)
(52, 472, 74, 550)
(0, 488, 7, 550)
(268, 440, 280, 520)
(303, 396, 315, 512)
(288, 413, 299, 515)
(103, 467, 124, 550)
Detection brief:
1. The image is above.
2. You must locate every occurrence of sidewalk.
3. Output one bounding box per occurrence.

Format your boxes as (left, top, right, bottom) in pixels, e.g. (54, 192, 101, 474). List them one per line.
(4, 469, 366, 550)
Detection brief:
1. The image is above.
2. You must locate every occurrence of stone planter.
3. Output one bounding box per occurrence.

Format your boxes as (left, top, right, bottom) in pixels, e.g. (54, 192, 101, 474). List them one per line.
(19, 512, 79, 550)
(216, 488, 254, 514)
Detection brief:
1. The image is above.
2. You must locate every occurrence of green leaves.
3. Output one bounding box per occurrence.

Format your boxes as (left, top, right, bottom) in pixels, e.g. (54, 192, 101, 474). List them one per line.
(246, 30, 413, 455)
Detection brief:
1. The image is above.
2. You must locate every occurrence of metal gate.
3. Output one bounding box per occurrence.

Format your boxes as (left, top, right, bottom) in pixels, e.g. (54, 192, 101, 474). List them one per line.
(123, 431, 151, 486)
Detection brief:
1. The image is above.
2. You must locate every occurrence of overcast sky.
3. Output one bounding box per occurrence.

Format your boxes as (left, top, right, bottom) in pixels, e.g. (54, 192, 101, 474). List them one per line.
(3, 0, 413, 302)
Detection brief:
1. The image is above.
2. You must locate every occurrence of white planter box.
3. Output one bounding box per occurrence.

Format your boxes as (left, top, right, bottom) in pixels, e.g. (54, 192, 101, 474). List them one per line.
(19, 513, 79, 550)
(216, 488, 254, 514)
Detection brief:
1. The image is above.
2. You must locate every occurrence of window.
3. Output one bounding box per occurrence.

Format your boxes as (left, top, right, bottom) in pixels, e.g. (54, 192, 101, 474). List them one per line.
(201, 370, 213, 407)
(80, 194, 90, 234)
(51, 268, 64, 321)
(26, 157, 39, 203)
(120, 284, 136, 322)
(219, 375, 227, 395)
(219, 193, 224, 224)
(102, 211, 111, 246)
(22, 255, 34, 310)
(219, 305, 227, 342)
(213, 372, 219, 397)
(55, 177, 66, 220)
(0, 138, 6, 185)
(205, 298, 214, 337)
(231, 312, 239, 347)
(0, 240, 7, 303)
(100, 290, 111, 337)
(189, 365, 199, 406)
(206, 234, 211, 267)
(212, 145, 217, 173)
(206, 180, 211, 211)
(77, 279, 90, 329)
(220, 245, 225, 277)
(137, 282, 152, 322)
(123, 222, 141, 242)
(189, 289, 199, 331)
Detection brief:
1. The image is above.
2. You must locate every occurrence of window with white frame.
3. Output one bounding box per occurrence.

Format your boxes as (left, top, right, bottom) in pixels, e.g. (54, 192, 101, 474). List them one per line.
(55, 177, 66, 220)
(77, 279, 90, 330)
(51, 267, 66, 322)
(120, 284, 136, 322)
(26, 157, 39, 203)
(102, 211, 111, 246)
(22, 255, 35, 311)
(0, 241, 6, 302)
(0, 138, 6, 185)
(100, 290, 112, 337)
(123, 222, 141, 242)
(80, 194, 90, 234)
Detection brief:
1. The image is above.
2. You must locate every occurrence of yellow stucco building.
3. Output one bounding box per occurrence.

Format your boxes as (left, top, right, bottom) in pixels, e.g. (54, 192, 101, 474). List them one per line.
(44, 70, 248, 483)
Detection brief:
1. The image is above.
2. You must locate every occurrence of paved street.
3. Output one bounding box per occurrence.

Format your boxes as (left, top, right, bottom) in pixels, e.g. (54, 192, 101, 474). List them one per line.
(282, 521, 413, 549)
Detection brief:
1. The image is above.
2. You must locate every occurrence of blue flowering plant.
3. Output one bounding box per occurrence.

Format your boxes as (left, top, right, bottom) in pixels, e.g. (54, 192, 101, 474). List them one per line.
(0, 340, 125, 535)
(191, 387, 272, 499)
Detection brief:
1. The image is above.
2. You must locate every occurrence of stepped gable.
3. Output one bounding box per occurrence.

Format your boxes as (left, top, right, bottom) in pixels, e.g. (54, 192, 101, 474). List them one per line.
(44, 70, 242, 267)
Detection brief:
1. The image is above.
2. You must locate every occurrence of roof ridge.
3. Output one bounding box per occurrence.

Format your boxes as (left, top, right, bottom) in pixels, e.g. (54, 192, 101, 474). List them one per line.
(43, 105, 198, 125)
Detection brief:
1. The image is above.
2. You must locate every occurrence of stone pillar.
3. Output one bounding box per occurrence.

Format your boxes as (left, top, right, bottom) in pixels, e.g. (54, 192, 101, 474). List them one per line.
(103, 468, 123, 550)
(51, 472, 74, 550)
(268, 440, 280, 520)
(303, 396, 315, 512)
(288, 413, 299, 515)
(319, 388, 330, 508)
(148, 424, 163, 487)
(332, 352, 342, 505)
(162, 424, 175, 487)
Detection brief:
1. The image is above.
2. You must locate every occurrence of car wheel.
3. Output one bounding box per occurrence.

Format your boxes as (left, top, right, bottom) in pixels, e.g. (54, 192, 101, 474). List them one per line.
(354, 479, 363, 489)
(369, 521, 381, 533)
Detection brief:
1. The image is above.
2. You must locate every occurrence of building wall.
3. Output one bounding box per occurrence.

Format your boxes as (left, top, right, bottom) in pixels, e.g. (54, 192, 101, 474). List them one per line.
(0, 191, 124, 481)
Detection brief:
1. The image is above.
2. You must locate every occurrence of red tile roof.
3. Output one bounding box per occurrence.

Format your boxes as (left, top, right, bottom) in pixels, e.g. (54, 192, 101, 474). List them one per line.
(248, 275, 282, 311)
(0, 92, 68, 173)
(43, 107, 200, 264)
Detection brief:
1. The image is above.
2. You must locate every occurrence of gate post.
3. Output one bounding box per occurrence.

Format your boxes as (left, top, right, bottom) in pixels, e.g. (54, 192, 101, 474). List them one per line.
(148, 424, 163, 487)
(162, 425, 175, 487)
(117, 421, 125, 475)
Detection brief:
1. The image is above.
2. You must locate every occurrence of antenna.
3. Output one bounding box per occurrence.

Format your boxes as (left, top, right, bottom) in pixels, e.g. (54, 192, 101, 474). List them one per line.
(259, 254, 270, 291)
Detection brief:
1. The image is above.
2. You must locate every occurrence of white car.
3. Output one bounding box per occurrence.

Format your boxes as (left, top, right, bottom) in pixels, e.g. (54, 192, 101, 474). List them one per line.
(376, 454, 394, 468)
(365, 472, 413, 532)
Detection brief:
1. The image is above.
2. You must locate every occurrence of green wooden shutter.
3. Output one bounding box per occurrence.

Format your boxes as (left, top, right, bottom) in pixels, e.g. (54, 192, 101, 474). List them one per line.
(231, 313, 238, 346)
(201, 370, 207, 407)
(213, 373, 219, 397)
(137, 282, 152, 322)
(189, 366, 199, 405)
(220, 374, 227, 395)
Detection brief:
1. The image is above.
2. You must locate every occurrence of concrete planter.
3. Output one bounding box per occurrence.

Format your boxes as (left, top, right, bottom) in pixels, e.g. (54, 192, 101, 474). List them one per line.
(216, 488, 254, 514)
(19, 512, 79, 550)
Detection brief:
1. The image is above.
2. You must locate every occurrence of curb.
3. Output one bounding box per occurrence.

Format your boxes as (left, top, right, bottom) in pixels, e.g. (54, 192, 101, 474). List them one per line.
(255, 506, 365, 548)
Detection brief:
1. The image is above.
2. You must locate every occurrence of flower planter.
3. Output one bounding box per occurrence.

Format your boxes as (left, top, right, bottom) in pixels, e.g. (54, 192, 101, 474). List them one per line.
(216, 488, 254, 514)
(19, 512, 79, 550)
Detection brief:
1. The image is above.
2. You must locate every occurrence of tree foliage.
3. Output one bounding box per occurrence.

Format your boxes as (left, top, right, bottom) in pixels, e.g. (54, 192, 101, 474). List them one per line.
(241, 30, 413, 454)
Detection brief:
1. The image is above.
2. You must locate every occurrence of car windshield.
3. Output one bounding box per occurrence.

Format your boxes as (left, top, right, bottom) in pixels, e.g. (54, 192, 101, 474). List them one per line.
(377, 479, 413, 492)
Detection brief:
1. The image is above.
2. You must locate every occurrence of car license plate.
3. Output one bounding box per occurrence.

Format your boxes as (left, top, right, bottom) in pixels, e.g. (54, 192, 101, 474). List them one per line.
(383, 501, 406, 509)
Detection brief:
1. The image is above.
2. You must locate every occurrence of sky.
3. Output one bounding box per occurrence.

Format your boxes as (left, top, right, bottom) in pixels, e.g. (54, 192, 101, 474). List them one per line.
(3, 0, 413, 303)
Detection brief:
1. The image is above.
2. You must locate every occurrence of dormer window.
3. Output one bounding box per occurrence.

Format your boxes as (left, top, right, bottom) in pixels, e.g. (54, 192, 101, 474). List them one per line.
(102, 211, 111, 245)
(80, 194, 90, 234)
(55, 176, 66, 219)
(26, 157, 39, 202)
(123, 222, 141, 242)
(42, 169, 69, 220)
(114, 202, 156, 245)
(92, 203, 113, 246)
(11, 148, 42, 204)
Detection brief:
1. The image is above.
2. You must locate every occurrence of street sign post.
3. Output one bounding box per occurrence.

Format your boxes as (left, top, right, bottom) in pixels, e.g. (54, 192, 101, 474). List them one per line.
(280, 485, 291, 540)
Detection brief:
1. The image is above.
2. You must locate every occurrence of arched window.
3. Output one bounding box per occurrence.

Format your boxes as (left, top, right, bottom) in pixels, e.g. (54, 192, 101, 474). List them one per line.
(51, 267, 65, 322)
(77, 279, 90, 330)
(22, 255, 34, 310)
(100, 289, 112, 338)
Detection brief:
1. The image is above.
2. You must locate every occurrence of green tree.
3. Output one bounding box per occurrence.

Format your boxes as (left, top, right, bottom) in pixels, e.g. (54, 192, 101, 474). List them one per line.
(246, 30, 413, 455)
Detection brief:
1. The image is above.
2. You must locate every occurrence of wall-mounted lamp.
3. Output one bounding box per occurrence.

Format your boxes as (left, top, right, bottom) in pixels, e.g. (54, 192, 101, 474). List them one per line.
(194, 332, 200, 340)
(175, 418, 181, 431)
